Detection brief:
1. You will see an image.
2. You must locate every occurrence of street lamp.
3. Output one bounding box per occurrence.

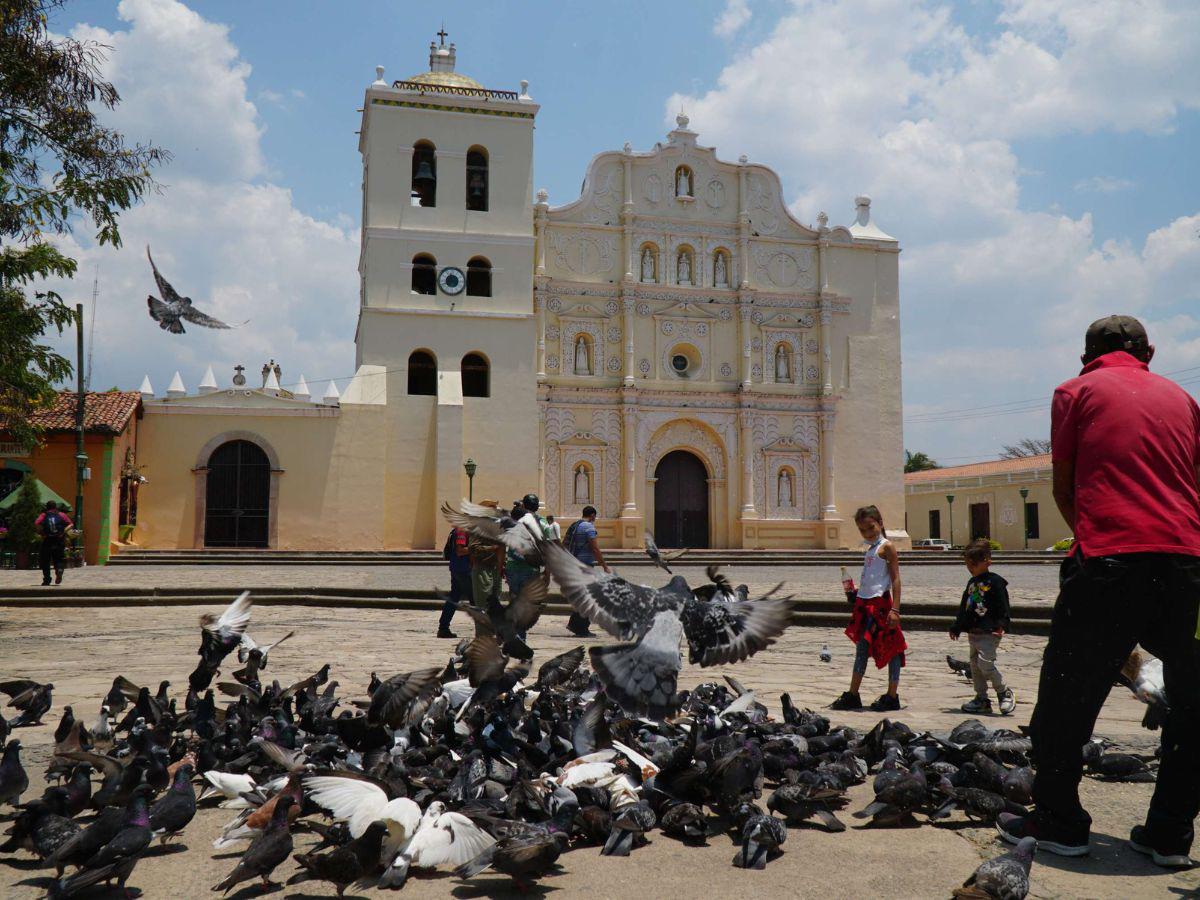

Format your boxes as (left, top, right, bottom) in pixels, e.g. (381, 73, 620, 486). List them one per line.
(1019, 487, 1030, 551)
(946, 494, 955, 548)
(463, 458, 477, 502)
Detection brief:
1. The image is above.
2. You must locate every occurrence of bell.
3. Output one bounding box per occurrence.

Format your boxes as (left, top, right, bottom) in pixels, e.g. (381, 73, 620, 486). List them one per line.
(469, 173, 485, 198)
(413, 160, 435, 184)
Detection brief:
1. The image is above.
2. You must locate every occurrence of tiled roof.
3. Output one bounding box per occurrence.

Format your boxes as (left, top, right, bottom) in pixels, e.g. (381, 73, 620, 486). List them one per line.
(905, 453, 1052, 485)
(23, 391, 142, 435)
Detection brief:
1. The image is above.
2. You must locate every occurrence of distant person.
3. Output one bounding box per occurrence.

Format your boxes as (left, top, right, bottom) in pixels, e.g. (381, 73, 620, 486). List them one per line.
(998, 315, 1200, 867)
(438, 524, 471, 638)
(949, 539, 1014, 715)
(546, 515, 561, 544)
(830, 505, 906, 712)
(35, 501, 72, 587)
(563, 505, 609, 637)
(505, 493, 550, 607)
(469, 500, 504, 608)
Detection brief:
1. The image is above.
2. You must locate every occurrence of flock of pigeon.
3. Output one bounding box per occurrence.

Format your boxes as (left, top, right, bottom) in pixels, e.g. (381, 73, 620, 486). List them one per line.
(0, 509, 1165, 899)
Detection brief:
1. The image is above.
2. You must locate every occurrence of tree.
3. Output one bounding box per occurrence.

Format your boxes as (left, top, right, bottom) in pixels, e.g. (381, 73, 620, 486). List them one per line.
(7, 473, 44, 552)
(904, 450, 940, 473)
(1000, 438, 1052, 459)
(0, 0, 168, 449)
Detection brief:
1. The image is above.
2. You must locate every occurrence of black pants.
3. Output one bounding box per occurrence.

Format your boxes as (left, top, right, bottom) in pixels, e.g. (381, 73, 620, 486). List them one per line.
(439, 570, 471, 631)
(39, 539, 65, 583)
(1030, 551, 1200, 846)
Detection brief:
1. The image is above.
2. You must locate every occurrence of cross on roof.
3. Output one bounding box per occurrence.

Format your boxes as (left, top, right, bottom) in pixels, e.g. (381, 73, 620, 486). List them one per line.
(437, 25, 448, 46)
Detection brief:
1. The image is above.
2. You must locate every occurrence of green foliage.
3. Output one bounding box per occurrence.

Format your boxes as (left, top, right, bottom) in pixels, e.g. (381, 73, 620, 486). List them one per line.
(904, 450, 940, 473)
(7, 473, 43, 549)
(1051, 537, 1074, 552)
(0, 0, 168, 447)
(987, 538, 1002, 551)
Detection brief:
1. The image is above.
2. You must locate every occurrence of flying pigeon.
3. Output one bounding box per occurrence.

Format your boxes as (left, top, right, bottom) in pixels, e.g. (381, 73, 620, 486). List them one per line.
(1118, 648, 1169, 730)
(442, 500, 545, 566)
(540, 540, 794, 719)
(644, 530, 687, 573)
(146, 246, 243, 334)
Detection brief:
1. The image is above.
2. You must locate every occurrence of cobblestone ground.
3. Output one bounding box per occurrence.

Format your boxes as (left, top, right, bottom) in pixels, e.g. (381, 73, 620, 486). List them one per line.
(1, 587, 1194, 898)
(0, 561, 1063, 606)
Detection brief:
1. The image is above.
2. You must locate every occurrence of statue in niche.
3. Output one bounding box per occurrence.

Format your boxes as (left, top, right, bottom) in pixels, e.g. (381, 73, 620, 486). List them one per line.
(641, 248, 655, 282)
(676, 167, 691, 197)
(677, 251, 691, 285)
(574, 465, 591, 504)
(714, 253, 727, 287)
(775, 344, 792, 382)
(574, 335, 592, 375)
(778, 470, 793, 508)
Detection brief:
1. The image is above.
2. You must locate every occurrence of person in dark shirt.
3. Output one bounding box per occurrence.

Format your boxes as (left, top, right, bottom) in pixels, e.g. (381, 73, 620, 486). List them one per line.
(563, 505, 609, 637)
(949, 539, 1013, 715)
(438, 526, 471, 638)
(34, 501, 73, 586)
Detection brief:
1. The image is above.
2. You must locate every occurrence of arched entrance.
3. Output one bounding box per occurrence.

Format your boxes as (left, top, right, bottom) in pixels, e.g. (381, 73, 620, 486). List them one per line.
(204, 440, 270, 547)
(654, 450, 709, 548)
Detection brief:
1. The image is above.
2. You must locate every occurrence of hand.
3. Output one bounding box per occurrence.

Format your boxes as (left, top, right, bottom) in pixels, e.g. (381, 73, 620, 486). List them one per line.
(992, 629, 1005, 636)
(886, 609, 901, 628)
(602, 564, 611, 574)
(948, 631, 959, 641)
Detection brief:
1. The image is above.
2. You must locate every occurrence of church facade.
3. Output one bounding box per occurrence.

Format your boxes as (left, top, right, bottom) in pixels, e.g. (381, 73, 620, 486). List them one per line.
(126, 37, 904, 552)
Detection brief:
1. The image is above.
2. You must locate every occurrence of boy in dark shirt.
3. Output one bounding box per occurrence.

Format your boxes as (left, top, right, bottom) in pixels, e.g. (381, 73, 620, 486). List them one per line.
(950, 539, 1015, 714)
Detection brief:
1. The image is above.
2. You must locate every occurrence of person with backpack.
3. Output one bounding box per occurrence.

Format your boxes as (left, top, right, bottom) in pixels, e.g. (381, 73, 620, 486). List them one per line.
(563, 505, 609, 637)
(35, 501, 73, 586)
(438, 525, 471, 638)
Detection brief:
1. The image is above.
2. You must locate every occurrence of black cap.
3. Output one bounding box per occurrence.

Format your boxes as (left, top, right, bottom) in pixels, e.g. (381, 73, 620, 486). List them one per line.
(522, 493, 540, 511)
(1084, 315, 1149, 360)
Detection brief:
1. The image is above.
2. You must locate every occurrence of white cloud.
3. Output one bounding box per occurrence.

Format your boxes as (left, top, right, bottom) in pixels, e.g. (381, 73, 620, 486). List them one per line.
(670, 0, 1200, 460)
(42, 0, 357, 396)
(714, 0, 752, 37)
(1074, 175, 1135, 194)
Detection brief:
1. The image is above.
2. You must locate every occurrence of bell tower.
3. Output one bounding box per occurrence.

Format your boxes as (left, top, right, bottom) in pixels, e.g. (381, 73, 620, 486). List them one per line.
(355, 35, 541, 546)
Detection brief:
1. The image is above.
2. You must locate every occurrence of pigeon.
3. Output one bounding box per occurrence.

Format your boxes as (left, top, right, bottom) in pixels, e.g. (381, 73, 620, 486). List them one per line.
(211, 794, 296, 893)
(540, 540, 793, 719)
(602, 800, 657, 856)
(953, 836, 1036, 899)
(441, 500, 546, 566)
(47, 784, 154, 899)
(732, 805, 787, 869)
(237, 628, 296, 668)
(644, 530, 687, 573)
(0, 738, 29, 809)
(947, 655, 974, 682)
(660, 801, 708, 843)
(0, 792, 80, 860)
(1081, 741, 1154, 782)
(767, 782, 847, 832)
(303, 772, 422, 861)
(452, 572, 548, 657)
(287, 820, 389, 897)
(1119, 648, 1169, 730)
(535, 645, 586, 690)
(0, 678, 54, 727)
(381, 800, 497, 888)
(820, 644, 833, 663)
(366, 666, 443, 729)
(145, 246, 242, 333)
(149, 764, 197, 844)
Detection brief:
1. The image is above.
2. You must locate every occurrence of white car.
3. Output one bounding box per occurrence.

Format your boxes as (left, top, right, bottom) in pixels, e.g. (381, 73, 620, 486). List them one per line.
(914, 539, 952, 551)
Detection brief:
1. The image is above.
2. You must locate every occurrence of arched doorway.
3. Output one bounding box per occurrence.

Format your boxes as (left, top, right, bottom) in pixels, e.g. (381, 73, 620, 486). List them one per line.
(654, 450, 709, 548)
(204, 440, 270, 547)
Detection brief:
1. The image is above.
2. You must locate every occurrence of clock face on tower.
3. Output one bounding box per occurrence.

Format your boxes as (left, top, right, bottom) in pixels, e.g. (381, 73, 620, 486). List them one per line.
(438, 266, 466, 295)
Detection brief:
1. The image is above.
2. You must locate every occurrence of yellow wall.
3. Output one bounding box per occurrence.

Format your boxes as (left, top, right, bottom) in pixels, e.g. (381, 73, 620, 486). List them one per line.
(905, 476, 1070, 550)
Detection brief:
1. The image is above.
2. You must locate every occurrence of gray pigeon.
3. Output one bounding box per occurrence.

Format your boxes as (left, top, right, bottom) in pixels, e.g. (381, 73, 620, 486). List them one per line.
(953, 836, 1036, 899)
(644, 530, 687, 573)
(146, 246, 241, 334)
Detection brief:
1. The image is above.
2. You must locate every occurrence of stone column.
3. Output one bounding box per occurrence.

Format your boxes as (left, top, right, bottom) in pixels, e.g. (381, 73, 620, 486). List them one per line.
(535, 291, 546, 381)
(737, 155, 750, 289)
(819, 294, 833, 397)
(622, 297, 636, 386)
(819, 410, 838, 519)
(739, 303, 753, 388)
(739, 406, 756, 518)
(621, 398, 638, 515)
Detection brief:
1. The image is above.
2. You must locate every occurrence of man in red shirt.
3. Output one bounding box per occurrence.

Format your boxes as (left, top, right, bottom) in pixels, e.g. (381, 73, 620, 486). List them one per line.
(999, 316, 1200, 867)
(34, 500, 73, 586)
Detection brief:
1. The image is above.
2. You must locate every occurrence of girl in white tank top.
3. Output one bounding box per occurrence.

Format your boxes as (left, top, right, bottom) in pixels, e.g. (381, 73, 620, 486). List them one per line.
(858, 534, 893, 599)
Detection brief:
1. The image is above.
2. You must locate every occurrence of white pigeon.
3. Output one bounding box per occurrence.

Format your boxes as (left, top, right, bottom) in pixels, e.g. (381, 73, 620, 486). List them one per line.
(381, 801, 496, 888)
(237, 629, 297, 666)
(303, 774, 421, 862)
(199, 771, 256, 805)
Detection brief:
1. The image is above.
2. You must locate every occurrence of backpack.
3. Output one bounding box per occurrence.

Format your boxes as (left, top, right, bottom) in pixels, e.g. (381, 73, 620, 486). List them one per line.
(565, 519, 588, 558)
(43, 510, 63, 537)
(441, 528, 456, 561)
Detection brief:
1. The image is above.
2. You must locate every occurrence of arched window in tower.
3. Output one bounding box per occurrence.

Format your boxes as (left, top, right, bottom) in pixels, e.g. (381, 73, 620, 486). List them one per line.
(466, 256, 492, 297)
(713, 249, 731, 288)
(411, 253, 437, 295)
(461, 352, 489, 398)
(572, 333, 594, 376)
(676, 246, 694, 285)
(674, 165, 694, 198)
(407, 349, 437, 396)
(411, 140, 437, 207)
(639, 243, 659, 283)
(466, 146, 489, 212)
(774, 343, 793, 383)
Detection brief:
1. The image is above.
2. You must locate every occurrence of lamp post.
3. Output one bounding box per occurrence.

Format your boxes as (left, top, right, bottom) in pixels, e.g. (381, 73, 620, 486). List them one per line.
(74, 303, 86, 530)
(946, 494, 955, 548)
(463, 458, 477, 502)
(1019, 487, 1030, 551)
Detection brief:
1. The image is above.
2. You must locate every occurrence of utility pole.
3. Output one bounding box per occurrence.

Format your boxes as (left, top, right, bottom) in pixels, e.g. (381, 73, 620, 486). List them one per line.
(74, 303, 88, 532)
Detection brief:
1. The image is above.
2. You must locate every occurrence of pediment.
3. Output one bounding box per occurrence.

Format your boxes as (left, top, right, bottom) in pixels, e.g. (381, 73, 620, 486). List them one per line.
(762, 437, 814, 453)
(556, 430, 610, 447)
(654, 299, 721, 320)
(558, 304, 608, 319)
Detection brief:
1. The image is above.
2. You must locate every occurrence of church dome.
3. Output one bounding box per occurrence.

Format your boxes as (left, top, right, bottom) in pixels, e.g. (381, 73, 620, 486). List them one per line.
(406, 69, 483, 90)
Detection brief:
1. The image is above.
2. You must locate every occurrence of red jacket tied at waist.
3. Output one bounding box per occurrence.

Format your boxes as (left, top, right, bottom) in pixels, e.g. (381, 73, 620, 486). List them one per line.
(845, 592, 907, 670)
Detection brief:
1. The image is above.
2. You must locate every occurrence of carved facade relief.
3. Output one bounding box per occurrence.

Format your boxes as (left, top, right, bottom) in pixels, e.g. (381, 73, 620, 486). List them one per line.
(547, 230, 617, 277)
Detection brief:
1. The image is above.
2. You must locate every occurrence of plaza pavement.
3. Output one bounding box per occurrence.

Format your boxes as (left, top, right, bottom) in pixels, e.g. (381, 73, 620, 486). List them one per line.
(1, 566, 1195, 898)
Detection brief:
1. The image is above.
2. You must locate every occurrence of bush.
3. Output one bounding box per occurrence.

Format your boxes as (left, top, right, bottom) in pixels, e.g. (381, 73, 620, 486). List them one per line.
(987, 538, 1002, 551)
(8, 475, 43, 549)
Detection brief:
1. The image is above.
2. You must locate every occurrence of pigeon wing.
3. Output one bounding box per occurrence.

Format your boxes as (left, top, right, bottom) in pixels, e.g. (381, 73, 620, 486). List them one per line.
(368, 667, 442, 727)
(507, 571, 548, 634)
(679, 596, 794, 667)
(540, 540, 667, 640)
(146, 246, 187, 304)
(409, 813, 496, 868)
(303, 774, 390, 839)
(202, 591, 253, 639)
(179, 300, 235, 330)
(588, 613, 683, 721)
(464, 636, 508, 688)
(441, 502, 536, 559)
(536, 646, 585, 688)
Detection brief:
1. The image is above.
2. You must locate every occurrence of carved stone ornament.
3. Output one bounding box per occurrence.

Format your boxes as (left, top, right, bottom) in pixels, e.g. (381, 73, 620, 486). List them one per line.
(605, 300, 620, 316)
(638, 358, 651, 375)
(547, 297, 562, 312)
(752, 363, 763, 380)
(805, 338, 819, 355)
(545, 324, 560, 340)
(720, 362, 733, 377)
(695, 322, 709, 337)
(751, 337, 763, 351)
(661, 321, 675, 336)
(607, 326, 621, 342)
(636, 302, 651, 317)
(607, 356, 621, 372)
(706, 179, 726, 209)
(719, 307, 733, 321)
(644, 173, 662, 204)
(548, 231, 616, 276)
(752, 310, 765, 324)
(806, 365, 819, 382)
(546, 354, 559, 370)
(640, 417, 726, 481)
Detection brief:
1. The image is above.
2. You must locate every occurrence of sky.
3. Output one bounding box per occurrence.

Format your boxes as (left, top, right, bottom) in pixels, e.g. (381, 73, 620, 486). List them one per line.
(38, 0, 1200, 466)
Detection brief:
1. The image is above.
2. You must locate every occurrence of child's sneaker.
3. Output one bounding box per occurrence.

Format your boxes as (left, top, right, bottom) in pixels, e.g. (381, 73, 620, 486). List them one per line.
(962, 695, 993, 714)
(829, 691, 862, 711)
(869, 693, 900, 712)
(998, 688, 1016, 715)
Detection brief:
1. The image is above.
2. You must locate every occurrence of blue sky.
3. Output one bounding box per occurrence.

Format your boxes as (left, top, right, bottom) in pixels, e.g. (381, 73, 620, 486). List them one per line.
(45, 0, 1200, 466)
